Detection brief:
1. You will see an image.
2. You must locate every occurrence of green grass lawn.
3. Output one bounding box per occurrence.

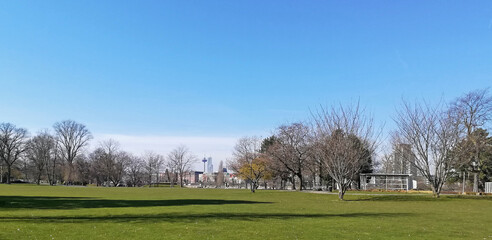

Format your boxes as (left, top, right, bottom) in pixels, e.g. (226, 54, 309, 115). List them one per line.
(0, 185, 491, 239)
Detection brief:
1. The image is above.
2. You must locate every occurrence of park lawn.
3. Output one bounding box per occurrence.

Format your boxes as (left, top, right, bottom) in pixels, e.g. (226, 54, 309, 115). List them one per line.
(0, 185, 491, 240)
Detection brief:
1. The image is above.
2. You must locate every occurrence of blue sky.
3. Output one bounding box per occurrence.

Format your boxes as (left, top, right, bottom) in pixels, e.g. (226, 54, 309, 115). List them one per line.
(1, 1, 491, 164)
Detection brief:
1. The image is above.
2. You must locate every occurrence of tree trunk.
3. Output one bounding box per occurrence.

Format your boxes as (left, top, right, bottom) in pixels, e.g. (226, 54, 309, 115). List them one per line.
(473, 172, 479, 192)
(67, 164, 72, 185)
(6, 166, 11, 184)
(298, 174, 303, 191)
(50, 161, 56, 185)
(37, 172, 41, 185)
(338, 186, 345, 200)
(313, 173, 317, 190)
(462, 172, 466, 194)
(65, 163, 74, 185)
(431, 185, 440, 198)
(46, 169, 51, 186)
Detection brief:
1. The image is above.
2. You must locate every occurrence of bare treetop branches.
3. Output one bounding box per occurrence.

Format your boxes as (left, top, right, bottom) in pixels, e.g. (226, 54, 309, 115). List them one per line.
(90, 139, 130, 186)
(143, 151, 164, 186)
(26, 130, 55, 185)
(449, 88, 492, 135)
(267, 122, 312, 190)
(448, 88, 492, 192)
(312, 102, 377, 200)
(126, 154, 145, 187)
(394, 100, 460, 197)
(232, 136, 262, 164)
(53, 120, 92, 165)
(167, 145, 197, 187)
(0, 123, 29, 184)
(53, 120, 92, 183)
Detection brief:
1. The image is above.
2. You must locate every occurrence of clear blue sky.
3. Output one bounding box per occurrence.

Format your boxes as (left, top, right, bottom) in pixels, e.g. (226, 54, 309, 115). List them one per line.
(1, 1, 491, 141)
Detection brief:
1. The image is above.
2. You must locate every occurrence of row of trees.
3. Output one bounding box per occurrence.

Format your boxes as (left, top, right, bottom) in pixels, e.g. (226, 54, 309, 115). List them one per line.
(2, 89, 490, 199)
(0, 120, 197, 187)
(393, 89, 492, 195)
(229, 103, 375, 199)
(229, 88, 492, 199)
(0, 120, 90, 185)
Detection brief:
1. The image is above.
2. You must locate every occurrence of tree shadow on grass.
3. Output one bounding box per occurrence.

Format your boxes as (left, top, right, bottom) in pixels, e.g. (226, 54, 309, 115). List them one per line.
(348, 194, 492, 202)
(445, 195, 492, 201)
(0, 196, 271, 210)
(348, 195, 444, 202)
(0, 212, 415, 224)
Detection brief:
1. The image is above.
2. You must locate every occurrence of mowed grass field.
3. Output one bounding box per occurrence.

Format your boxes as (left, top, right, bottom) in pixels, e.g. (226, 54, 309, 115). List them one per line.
(0, 185, 491, 239)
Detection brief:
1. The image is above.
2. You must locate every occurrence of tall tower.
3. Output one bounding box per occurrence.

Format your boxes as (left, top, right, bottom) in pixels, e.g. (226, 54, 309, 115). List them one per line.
(207, 157, 213, 173)
(393, 144, 417, 175)
(202, 157, 207, 173)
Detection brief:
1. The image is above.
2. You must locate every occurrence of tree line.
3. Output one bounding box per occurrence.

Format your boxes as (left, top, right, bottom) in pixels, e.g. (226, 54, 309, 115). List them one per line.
(229, 88, 492, 199)
(1, 89, 491, 200)
(0, 120, 197, 187)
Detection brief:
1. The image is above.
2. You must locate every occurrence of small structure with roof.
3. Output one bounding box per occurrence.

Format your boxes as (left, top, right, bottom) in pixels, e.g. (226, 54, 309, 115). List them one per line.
(360, 173, 414, 191)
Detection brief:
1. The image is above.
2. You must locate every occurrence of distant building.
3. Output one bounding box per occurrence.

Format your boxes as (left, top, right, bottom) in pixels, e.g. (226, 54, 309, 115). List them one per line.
(373, 144, 422, 190)
(183, 171, 202, 184)
(393, 144, 418, 176)
(207, 157, 213, 173)
(199, 172, 215, 183)
(394, 144, 419, 189)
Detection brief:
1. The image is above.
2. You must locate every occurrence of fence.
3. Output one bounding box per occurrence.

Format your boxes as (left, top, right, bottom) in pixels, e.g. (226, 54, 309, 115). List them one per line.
(486, 182, 492, 194)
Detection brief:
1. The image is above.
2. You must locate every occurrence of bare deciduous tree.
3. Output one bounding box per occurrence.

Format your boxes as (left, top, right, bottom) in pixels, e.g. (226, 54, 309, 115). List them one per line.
(102, 140, 127, 186)
(260, 136, 292, 190)
(126, 154, 145, 187)
(167, 145, 196, 187)
(75, 155, 92, 185)
(0, 123, 29, 184)
(91, 140, 129, 186)
(53, 120, 92, 183)
(312, 103, 377, 200)
(25, 131, 55, 185)
(143, 151, 163, 187)
(449, 88, 492, 192)
(379, 152, 395, 173)
(164, 162, 176, 187)
(267, 122, 312, 190)
(394, 101, 460, 197)
(89, 148, 106, 186)
(46, 141, 61, 185)
(113, 151, 130, 186)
